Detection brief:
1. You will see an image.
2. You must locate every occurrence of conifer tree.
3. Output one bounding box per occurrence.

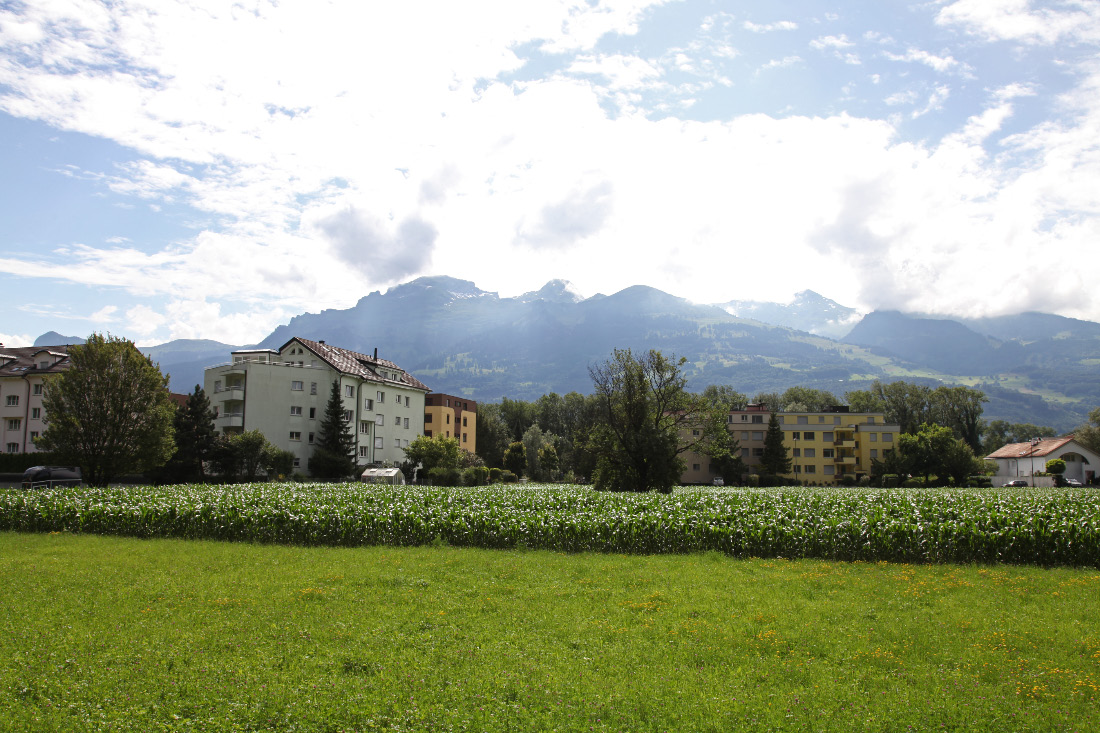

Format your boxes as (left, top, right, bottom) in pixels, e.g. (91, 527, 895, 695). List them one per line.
(759, 412, 792, 479)
(168, 385, 217, 482)
(309, 379, 357, 479)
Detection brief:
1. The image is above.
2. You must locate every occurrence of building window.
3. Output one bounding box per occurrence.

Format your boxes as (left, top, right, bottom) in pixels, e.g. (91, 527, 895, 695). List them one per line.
(359, 421, 371, 434)
(804, 432, 815, 441)
(376, 414, 385, 426)
(824, 465, 835, 475)
(823, 432, 834, 442)
(308, 432, 315, 444)
(404, 396, 410, 407)
(446, 414, 451, 424)
(740, 448, 748, 457)
(5, 395, 18, 406)
(870, 449, 878, 459)
(425, 430, 432, 437)
(462, 433, 467, 443)
(7, 419, 21, 431)
(804, 448, 816, 458)
(343, 410, 353, 422)
(869, 433, 878, 441)
(752, 415, 763, 424)
(364, 398, 374, 411)
(741, 415, 748, 422)
(359, 446, 369, 457)
(33, 384, 43, 395)
(404, 417, 409, 429)
(867, 416, 876, 424)
(741, 431, 750, 440)
(30, 431, 39, 440)
(883, 433, 893, 442)
(374, 436, 383, 449)
(7, 442, 19, 453)
(345, 385, 354, 397)
(462, 417, 467, 427)
(291, 381, 303, 391)
(290, 432, 301, 441)
(797, 416, 808, 425)
(692, 463, 701, 471)
(309, 407, 316, 419)
(290, 406, 302, 416)
(751, 431, 763, 441)
(794, 465, 802, 473)
(792, 431, 800, 440)
(31, 408, 41, 419)
(425, 413, 433, 423)
(752, 447, 764, 457)
(377, 391, 385, 403)
(805, 465, 816, 474)
(293, 458, 300, 468)
(310, 382, 318, 395)
(793, 448, 801, 457)
(823, 448, 835, 458)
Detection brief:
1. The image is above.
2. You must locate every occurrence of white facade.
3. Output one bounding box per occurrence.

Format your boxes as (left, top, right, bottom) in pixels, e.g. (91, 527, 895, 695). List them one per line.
(986, 436, 1099, 485)
(203, 338, 429, 473)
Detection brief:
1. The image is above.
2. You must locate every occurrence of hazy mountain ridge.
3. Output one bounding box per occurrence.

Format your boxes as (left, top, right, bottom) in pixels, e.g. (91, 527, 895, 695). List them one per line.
(33, 277, 1100, 431)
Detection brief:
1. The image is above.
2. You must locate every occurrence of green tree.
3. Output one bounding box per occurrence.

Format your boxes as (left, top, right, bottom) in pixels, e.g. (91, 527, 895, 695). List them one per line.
(165, 385, 217, 482)
(402, 434, 462, 479)
(931, 386, 987, 453)
(897, 423, 958, 486)
(980, 420, 1056, 456)
(1073, 407, 1100, 456)
(37, 333, 175, 487)
(759, 412, 791, 480)
(588, 349, 726, 493)
(211, 430, 292, 482)
(701, 385, 749, 412)
(779, 386, 839, 412)
(1046, 457, 1067, 486)
(503, 441, 527, 477)
(309, 379, 357, 479)
(474, 402, 512, 468)
(846, 380, 933, 434)
(704, 425, 745, 485)
(538, 443, 560, 480)
(500, 397, 537, 442)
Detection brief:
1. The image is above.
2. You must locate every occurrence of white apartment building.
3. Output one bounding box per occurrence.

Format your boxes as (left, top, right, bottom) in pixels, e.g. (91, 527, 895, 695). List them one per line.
(203, 337, 429, 472)
(0, 345, 73, 454)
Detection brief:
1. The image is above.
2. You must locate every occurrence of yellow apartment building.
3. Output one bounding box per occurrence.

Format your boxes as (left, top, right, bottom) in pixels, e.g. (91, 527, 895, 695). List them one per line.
(423, 393, 477, 454)
(680, 404, 900, 485)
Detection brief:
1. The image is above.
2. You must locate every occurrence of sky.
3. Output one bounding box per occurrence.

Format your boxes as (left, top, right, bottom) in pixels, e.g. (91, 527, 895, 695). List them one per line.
(2, 0, 1099, 348)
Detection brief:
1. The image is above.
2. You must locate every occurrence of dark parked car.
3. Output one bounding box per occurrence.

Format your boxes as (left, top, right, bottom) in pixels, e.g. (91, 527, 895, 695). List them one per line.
(21, 465, 82, 490)
(1064, 478, 1083, 487)
(1001, 479, 1029, 487)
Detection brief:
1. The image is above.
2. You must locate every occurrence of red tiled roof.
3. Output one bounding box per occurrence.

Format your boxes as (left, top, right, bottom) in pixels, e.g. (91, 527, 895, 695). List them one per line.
(986, 435, 1076, 459)
(289, 338, 429, 392)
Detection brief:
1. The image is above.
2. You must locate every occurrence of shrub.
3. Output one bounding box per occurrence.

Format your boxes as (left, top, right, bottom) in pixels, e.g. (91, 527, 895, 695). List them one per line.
(501, 470, 518, 483)
(463, 466, 490, 487)
(488, 467, 503, 484)
(428, 467, 462, 487)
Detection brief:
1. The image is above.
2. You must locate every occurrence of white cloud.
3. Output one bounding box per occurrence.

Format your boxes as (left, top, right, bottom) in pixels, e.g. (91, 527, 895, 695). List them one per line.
(937, 0, 1100, 45)
(0, 332, 35, 348)
(0, 0, 1099, 340)
(743, 20, 798, 33)
(884, 48, 962, 73)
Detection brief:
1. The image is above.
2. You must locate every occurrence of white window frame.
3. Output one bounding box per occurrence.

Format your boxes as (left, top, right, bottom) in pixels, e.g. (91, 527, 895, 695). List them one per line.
(291, 381, 304, 391)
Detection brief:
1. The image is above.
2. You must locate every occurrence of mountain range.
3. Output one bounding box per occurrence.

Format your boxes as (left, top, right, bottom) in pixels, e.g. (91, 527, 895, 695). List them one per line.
(34, 277, 1100, 432)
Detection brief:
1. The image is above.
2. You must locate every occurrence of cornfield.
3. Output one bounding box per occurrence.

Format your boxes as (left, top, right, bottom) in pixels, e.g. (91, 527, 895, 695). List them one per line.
(2, 483, 1097, 566)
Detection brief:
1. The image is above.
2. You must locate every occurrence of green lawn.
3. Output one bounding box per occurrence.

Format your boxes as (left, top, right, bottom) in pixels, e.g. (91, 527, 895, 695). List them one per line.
(2, 532, 1097, 732)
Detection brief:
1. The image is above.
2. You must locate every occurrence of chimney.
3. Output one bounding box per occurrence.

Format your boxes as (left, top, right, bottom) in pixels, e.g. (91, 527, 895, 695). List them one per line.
(319, 340, 325, 345)
(373, 347, 378, 359)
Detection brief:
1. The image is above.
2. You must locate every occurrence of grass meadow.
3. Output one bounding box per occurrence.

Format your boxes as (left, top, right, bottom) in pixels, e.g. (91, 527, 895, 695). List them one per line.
(2, 531, 1098, 732)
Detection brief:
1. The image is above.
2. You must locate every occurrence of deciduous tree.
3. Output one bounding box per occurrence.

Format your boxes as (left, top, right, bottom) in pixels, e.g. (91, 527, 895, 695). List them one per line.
(37, 333, 175, 487)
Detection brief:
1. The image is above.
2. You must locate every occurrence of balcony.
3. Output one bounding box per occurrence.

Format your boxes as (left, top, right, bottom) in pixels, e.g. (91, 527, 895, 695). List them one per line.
(214, 385, 245, 399)
(216, 412, 244, 428)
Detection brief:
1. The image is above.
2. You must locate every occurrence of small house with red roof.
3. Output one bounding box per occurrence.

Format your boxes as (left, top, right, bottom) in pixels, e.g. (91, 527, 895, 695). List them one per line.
(986, 436, 1098, 486)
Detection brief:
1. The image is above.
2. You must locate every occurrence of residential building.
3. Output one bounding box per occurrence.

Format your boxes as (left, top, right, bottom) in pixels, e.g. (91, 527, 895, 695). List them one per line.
(0, 345, 73, 454)
(203, 338, 429, 472)
(680, 404, 900, 485)
(986, 436, 1098, 485)
(424, 393, 477, 454)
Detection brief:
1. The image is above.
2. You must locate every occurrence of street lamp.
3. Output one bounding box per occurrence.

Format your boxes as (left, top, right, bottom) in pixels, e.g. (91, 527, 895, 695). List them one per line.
(1029, 437, 1040, 486)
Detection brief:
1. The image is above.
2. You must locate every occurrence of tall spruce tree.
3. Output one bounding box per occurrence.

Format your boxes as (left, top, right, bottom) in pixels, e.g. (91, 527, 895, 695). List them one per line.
(759, 412, 792, 479)
(167, 385, 217, 482)
(309, 379, 357, 479)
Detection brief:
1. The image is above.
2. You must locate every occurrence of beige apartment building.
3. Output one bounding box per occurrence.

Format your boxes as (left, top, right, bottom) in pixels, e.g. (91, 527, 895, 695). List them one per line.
(203, 338, 429, 472)
(0, 345, 72, 455)
(681, 403, 900, 485)
(424, 393, 477, 454)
